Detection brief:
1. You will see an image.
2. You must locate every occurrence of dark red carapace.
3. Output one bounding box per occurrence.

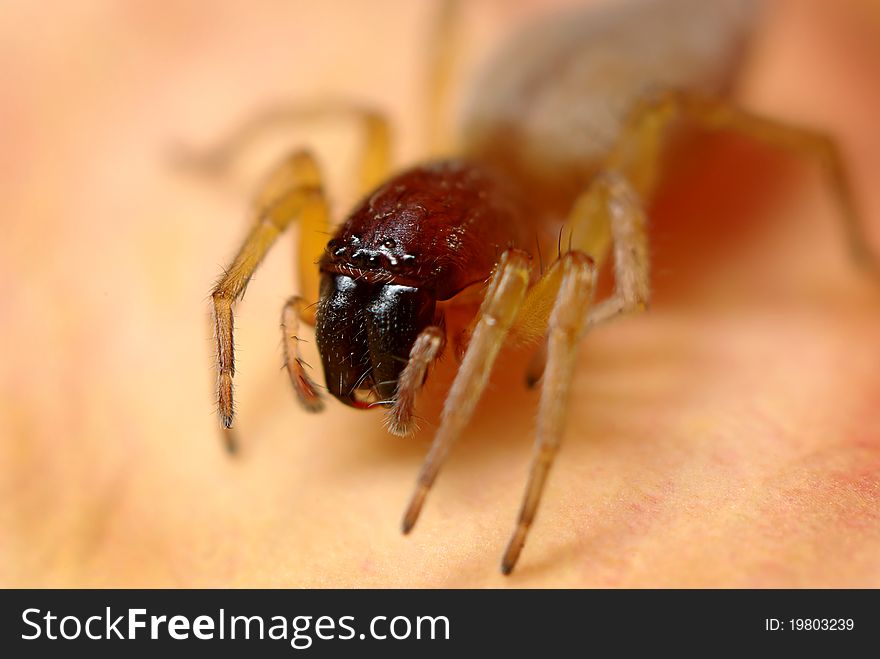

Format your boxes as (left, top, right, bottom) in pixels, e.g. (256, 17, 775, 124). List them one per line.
(315, 161, 528, 407)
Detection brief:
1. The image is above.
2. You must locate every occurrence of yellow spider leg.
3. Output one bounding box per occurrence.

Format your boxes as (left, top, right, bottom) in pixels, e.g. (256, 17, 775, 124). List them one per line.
(211, 151, 328, 431)
(209, 100, 397, 442)
(607, 89, 877, 272)
(402, 249, 532, 533)
(425, 0, 464, 157)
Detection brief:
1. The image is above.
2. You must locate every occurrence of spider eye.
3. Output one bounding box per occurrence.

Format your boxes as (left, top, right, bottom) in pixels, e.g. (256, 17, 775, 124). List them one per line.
(382, 238, 397, 249)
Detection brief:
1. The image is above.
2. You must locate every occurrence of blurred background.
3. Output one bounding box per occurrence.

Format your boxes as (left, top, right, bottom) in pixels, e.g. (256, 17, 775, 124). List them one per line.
(1, 0, 879, 587)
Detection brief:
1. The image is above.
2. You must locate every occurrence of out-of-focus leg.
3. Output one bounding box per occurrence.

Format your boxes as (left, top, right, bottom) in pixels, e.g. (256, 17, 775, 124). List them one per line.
(176, 102, 391, 196)
(424, 0, 464, 156)
(583, 172, 651, 329)
(607, 89, 877, 272)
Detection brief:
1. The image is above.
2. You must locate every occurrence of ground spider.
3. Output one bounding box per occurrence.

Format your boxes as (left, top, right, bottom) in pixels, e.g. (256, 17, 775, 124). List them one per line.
(205, 0, 876, 574)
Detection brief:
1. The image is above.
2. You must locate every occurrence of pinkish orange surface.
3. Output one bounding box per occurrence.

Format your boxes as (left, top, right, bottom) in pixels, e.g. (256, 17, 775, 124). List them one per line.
(1, 0, 879, 587)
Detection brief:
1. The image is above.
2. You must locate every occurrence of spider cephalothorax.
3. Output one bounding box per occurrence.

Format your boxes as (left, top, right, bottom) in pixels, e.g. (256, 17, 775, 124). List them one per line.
(314, 160, 526, 410)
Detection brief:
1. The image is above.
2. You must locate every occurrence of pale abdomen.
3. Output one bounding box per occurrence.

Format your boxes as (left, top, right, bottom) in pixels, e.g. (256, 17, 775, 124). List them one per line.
(460, 0, 762, 216)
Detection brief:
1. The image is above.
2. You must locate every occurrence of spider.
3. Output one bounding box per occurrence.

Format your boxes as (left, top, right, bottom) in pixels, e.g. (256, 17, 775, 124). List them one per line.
(205, 0, 876, 574)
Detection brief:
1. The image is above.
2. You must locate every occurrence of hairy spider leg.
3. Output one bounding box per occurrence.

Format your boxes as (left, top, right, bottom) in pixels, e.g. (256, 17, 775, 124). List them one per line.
(211, 151, 329, 433)
(281, 296, 324, 413)
(386, 326, 447, 437)
(206, 105, 394, 444)
(402, 249, 532, 533)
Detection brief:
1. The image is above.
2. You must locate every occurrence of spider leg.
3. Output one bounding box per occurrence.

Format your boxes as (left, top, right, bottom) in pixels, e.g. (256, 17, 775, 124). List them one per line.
(425, 0, 464, 156)
(209, 100, 397, 443)
(607, 89, 878, 273)
(281, 296, 324, 413)
(176, 102, 391, 197)
(501, 252, 596, 575)
(501, 173, 646, 574)
(211, 151, 329, 432)
(402, 249, 532, 533)
(511, 169, 649, 358)
(585, 172, 651, 328)
(386, 326, 446, 437)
